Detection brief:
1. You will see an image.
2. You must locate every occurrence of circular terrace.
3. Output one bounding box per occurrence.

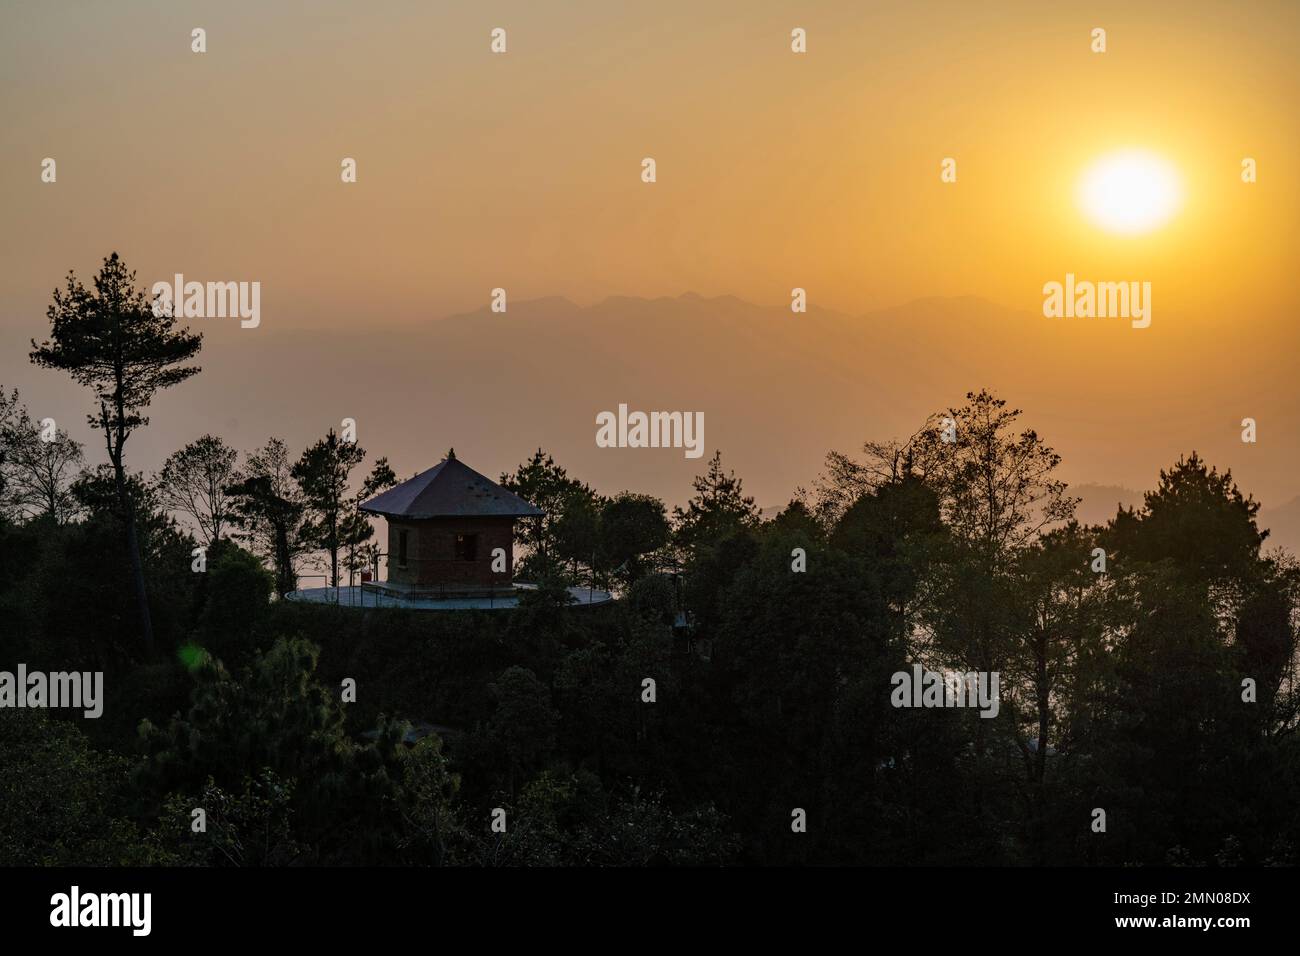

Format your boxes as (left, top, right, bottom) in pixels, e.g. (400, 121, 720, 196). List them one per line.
(285, 582, 613, 610)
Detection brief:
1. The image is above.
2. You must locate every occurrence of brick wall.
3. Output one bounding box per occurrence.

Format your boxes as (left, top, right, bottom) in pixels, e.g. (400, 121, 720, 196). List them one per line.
(386, 516, 516, 589)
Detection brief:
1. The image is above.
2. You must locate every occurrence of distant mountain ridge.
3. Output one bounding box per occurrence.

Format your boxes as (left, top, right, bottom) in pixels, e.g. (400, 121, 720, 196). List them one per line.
(9, 291, 1293, 556)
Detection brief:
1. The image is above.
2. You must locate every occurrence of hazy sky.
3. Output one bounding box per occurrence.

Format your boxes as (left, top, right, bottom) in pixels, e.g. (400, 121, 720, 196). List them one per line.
(2, 0, 1298, 510)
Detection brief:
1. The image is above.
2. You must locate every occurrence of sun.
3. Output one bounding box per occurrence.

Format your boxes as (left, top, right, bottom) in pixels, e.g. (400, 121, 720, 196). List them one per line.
(1077, 149, 1183, 236)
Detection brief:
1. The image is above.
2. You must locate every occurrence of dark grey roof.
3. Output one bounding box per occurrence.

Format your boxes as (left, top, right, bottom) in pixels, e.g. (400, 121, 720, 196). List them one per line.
(360, 452, 542, 519)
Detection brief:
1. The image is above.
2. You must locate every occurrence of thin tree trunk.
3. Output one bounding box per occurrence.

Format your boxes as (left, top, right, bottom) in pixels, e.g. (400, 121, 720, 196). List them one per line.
(275, 523, 294, 597)
(104, 394, 154, 656)
(115, 462, 154, 655)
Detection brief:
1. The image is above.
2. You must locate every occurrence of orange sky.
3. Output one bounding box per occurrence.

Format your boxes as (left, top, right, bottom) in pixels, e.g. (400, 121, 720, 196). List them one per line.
(2, 0, 1298, 510)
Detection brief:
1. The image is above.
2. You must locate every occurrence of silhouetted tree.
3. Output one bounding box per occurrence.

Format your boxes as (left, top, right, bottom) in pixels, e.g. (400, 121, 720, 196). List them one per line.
(227, 437, 305, 597)
(501, 449, 598, 579)
(30, 253, 202, 654)
(156, 434, 238, 547)
(340, 457, 397, 585)
(672, 450, 760, 554)
(292, 429, 366, 588)
(598, 492, 670, 587)
(0, 387, 84, 524)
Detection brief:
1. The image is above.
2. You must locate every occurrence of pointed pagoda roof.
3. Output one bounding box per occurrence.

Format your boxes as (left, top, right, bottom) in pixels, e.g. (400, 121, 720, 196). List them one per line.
(359, 449, 543, 519)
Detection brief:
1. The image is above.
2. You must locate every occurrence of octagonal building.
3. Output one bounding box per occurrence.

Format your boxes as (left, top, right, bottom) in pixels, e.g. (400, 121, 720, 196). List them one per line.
(359, 449, 542, 598)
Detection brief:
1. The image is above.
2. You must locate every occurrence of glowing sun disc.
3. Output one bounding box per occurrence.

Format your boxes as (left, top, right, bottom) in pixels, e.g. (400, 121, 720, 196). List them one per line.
(1077, 150, 1183, 235)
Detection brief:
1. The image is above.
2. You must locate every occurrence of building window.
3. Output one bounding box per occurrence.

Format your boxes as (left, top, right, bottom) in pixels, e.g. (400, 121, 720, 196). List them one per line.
(398, 530, 408, 567)
(454, 533, 478, 562)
